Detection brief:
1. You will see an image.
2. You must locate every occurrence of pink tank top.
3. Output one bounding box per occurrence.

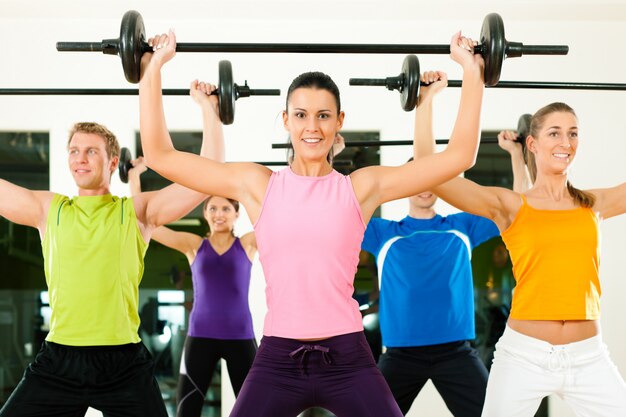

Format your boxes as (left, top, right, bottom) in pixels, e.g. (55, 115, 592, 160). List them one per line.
(254, 168, 366, 339)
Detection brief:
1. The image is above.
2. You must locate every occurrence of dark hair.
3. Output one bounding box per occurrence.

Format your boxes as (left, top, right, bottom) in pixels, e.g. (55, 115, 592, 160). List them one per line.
(285, 72, 341, 166)
(525, 102, 595, 208)
(286, 71, 341, 113)
(203, 196, 240, 237)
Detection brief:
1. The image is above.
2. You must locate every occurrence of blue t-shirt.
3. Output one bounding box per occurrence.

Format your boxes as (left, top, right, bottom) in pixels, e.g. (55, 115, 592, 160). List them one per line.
(362, 213, 499, 347)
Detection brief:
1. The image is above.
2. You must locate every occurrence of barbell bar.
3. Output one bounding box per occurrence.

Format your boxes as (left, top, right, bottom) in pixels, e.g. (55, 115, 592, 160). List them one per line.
(118, 146, 352, 183)
(118, 147, 317, 182)
(0, 60, 280, 125)
(56, 10, 568, 85)
(272, 139, 500, 148)
(350, 55, 626, 111)
(272, 114, 531, 150)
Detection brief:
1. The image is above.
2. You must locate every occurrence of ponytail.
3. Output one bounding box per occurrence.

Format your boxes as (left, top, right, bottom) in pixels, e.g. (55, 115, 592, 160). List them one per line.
(566, 181, 595, 208)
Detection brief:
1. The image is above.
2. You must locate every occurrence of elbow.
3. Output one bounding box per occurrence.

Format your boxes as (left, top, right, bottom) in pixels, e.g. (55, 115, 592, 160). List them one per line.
(464, 151, 478, 171)
(447, 135, 479, 172)
(141, 147, 168, 173)
(452, 148, 477, 173)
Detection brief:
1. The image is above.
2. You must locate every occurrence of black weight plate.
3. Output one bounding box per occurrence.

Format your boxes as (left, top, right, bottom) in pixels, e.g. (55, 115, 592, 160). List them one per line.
(119, 10, 146, 84)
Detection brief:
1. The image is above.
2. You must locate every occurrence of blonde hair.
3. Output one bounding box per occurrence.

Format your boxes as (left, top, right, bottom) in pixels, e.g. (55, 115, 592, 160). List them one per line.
(67, 122, 120, 160)
(525, 102, 595, 208)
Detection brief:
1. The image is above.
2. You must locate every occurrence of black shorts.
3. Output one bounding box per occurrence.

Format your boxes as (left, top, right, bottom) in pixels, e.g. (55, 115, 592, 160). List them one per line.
(0, 341, 168, 417)
(378, 341, 488, 417)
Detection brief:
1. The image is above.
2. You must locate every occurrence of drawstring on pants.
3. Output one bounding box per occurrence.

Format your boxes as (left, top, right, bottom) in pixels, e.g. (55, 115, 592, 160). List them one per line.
(547, 346, 572, 373)
(289, 344, 332, 375)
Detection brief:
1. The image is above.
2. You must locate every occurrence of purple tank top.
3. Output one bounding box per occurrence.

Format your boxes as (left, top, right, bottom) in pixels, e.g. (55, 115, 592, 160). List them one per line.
(188, 238, 254, 339)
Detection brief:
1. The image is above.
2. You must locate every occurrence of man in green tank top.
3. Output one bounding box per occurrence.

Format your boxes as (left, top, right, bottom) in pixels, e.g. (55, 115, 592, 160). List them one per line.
(0, 83, 224, 416)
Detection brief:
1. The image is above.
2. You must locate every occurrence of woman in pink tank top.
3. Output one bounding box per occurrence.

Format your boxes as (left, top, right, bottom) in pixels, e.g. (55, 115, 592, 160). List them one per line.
(413, 102, 626, 416)
(139, 29, 485, 417)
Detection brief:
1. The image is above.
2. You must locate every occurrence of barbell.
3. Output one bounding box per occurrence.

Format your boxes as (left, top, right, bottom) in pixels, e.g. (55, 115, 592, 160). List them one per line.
(119, 147, 292, 183)
(118, 147, 134, 183)
(118, 146, 352, 183)
(271, 113, 532, 149)
(0, 60, 280, 125)
(55, 10, 568, 85)
(350, 54, 626, 111)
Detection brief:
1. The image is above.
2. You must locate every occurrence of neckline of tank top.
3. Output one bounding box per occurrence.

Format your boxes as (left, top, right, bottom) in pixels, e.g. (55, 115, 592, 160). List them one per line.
(285, 166, 339, 181)
(206, 237, 238, 256)
(522, 200, 588, 213)
(70, 194, 116, 206)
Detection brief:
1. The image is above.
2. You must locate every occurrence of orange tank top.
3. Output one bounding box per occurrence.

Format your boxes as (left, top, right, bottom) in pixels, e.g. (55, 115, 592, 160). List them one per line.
(501, 195, 601, 320)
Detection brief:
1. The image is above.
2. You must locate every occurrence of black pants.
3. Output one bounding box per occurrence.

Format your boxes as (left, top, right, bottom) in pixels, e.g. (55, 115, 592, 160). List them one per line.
(378, 341, 488, 417)
(176, 336, 257, 417)
(0, 341, 168, 417)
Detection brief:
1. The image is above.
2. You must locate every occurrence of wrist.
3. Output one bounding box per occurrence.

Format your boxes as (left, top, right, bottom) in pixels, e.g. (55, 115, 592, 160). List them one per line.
(418, 95, 434, 106)
(461, 65, 483, 79)
(202, 107, 221, 121)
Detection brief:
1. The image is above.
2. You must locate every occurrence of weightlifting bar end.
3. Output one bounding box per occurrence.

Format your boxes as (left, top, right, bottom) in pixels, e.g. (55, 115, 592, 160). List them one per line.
(519, 44, 569, 55)
(56, 41, 105, 52)
(349, 78, 388, 86)
(249, 89, 281, 96)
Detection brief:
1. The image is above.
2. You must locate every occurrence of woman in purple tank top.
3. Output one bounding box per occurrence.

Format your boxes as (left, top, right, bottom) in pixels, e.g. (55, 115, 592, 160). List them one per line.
(140, 29, 485, 417)
(134, 163, 258, 416)
(160, 196, 257, 417)
(129, 81, 258, 417)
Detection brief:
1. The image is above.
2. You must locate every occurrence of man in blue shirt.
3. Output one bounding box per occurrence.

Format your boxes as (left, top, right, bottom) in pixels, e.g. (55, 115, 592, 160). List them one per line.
(361, 70, 529, 416)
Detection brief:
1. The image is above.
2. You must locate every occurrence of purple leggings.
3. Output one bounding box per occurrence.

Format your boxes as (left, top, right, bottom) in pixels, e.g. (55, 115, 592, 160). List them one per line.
(229, 331, 403, 417)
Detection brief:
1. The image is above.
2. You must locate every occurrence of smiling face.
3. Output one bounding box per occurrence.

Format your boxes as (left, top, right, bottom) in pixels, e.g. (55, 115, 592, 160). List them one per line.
(527, 108, 579, 177)
(283, 72, 344, 166)
(203, 196, 239, 235)
(67, 132, 117, 194)
(408, 191, 438, 210)
(283, 87, 344, 163)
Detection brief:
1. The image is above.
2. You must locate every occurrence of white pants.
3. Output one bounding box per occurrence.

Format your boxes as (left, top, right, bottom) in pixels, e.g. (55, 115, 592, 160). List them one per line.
(482, 326, 626, 417)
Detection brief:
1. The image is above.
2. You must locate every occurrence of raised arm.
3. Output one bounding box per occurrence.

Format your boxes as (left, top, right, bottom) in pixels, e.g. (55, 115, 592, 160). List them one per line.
(138, 30, 270, 211)
(498, 130, 532, 193)
(190, 80, 225, 163)
(128, 157, 202, 263)
(134, 80, 227, 233)
(410, 69, 520, 230)
(412, 70, 448, 161)
(0, 179, 54, 235)
(353, 33, 486, 220)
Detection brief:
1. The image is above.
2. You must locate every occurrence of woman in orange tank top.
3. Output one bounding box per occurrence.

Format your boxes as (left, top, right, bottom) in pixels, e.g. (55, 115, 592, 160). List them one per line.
(416, 102, 626, 416)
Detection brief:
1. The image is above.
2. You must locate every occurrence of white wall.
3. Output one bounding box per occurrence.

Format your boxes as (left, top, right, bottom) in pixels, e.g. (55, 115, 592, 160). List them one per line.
(2, 2, 625, 416)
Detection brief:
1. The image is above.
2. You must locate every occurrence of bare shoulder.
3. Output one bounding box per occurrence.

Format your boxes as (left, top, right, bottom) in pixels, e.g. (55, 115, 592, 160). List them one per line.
(499, 187, 524, 210)
(228, 162, 271, 189)
(130, 191, 150, 216)
(349, 165, 384, 193)
(237, 162, 274, 204)
(239, 230, 258, 261)
(584, 184, 626, 219)
(237, 161, 273, 180)
(494, 188, 525, 229)
(34, 190, 57, 227)
(34, 190, 57, 206)
(240, 231, 257, 248)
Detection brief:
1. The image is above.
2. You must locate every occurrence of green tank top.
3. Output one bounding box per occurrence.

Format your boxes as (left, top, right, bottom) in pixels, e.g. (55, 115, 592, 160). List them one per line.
(42, 194, 148, 345)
